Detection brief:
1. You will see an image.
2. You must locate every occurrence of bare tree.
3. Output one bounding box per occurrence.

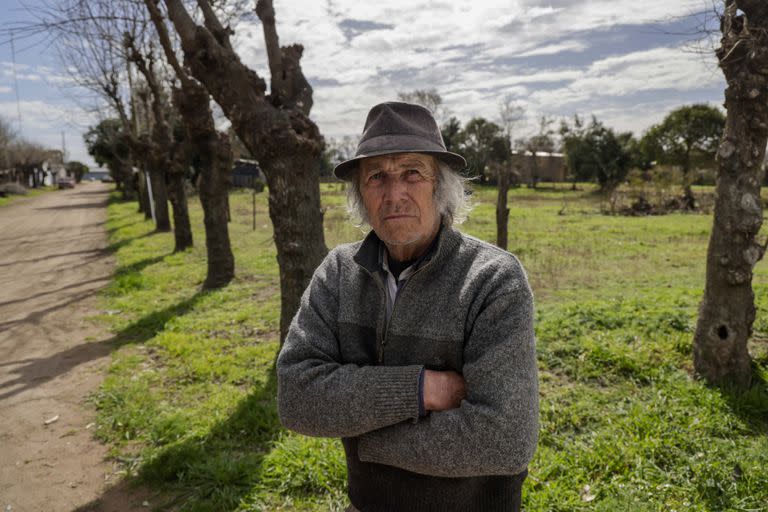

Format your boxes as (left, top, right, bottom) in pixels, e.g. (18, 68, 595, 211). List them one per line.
(143, 0, 235, 288)
(123, 31, 193, 251)
(496, 96, 525, 250)
(397, 88, 447, 124)
(163, 0, 327, 342)
(524, 116, 556, 189)
(7, 0, 177, 231)
(694, 0, 768, 388)
(0, 116, 17, 175)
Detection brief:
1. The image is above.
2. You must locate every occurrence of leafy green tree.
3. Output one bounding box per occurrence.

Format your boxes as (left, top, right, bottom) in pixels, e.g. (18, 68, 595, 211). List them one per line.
(65, 161, 89, 183)
(441, 117, 462, 154)
(560, 115, 633, 193)
(457, 117, 510, 182)
(641, 104, 725, 207)
(84, 119, 134, 196)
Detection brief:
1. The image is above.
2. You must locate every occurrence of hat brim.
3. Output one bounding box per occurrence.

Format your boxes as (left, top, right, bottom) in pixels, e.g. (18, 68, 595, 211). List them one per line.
(333, 150, 467, 181)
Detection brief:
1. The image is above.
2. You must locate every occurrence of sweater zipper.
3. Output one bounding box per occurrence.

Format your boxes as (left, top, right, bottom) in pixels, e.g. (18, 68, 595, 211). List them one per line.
(378, 262, 433, 363)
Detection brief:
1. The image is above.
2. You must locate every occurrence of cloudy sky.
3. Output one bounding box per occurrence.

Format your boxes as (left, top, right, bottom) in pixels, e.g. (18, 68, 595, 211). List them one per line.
(0, 0, 723, 169)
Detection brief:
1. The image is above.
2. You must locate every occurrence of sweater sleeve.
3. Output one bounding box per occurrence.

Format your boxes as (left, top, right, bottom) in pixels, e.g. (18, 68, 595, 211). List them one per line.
(277, 249, 424, 438)
(356, 259, 539, 477)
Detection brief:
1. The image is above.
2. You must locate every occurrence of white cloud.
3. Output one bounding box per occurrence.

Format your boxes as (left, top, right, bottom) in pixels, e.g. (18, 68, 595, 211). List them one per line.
(0, 0, 724, 164)
(0, 100, 100, 167)
(528, 46, 722, 109)
(514, 40, 589, 58)
(0, 86, 12, 94)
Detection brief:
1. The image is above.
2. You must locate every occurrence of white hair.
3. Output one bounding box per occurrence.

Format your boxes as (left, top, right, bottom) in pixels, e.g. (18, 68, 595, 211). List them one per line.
(345, 160, 473, 228)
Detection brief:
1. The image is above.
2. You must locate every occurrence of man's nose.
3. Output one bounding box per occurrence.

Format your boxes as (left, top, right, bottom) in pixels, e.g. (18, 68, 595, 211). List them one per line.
(381, 174, 409, 201)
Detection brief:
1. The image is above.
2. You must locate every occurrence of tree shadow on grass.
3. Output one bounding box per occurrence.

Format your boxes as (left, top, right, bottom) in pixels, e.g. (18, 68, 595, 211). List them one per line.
(718, 364, 768, 435)
(111, 291, 205, 345)
(74, 365, 284, 511)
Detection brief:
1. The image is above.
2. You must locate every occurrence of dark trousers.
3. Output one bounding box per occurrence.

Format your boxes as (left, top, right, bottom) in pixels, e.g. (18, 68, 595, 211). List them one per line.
(344, 470, 526, 512)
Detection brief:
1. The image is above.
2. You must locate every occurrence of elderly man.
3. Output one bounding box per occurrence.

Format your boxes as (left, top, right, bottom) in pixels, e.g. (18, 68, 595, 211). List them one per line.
(277, 102, 538, 511)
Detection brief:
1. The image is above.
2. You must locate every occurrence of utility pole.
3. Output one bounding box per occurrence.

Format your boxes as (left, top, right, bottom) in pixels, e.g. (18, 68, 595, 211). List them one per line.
(10, 34, 23, 134)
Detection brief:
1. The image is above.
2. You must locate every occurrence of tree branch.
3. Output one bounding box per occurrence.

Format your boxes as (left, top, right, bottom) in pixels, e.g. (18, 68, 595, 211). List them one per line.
(256, 0, 312, 114)
(196, 0, 233, 51)
(144, 0, 191, 88)
(163, 0, 202, 52)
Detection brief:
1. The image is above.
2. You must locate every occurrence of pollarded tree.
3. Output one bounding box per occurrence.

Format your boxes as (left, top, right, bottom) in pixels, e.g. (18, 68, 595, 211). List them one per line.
(163, 0, 327, 342)
(123, 32, 193, 252)
(642, 104, 725, 209)
(694, 0, 768, 388)
(143, 0, 235, 289)
(496, 96, 525, 250)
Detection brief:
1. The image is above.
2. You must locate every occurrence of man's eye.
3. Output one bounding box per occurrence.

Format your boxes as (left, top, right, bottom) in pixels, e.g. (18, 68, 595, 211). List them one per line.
(405, 169, 423, 180)
(368, 172, 383, 182)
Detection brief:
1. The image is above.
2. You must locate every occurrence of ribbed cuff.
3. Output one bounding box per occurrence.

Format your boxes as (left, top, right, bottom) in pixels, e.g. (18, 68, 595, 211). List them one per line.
(372, 365, 423, 425)
(418, 368, 426, 417)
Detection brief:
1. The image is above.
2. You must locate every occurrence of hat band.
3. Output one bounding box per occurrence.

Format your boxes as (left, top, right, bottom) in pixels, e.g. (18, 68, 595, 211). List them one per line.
(356, 133, 447, 157)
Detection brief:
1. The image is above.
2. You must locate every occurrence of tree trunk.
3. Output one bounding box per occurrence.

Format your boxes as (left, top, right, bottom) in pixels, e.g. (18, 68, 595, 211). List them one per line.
(199, 153, 234, 288)
(149, 169, 171, 232)
(138, 169, 151, 218)
(265, 153, 327, 340)
(693, 0, 768, 389)
(682, 158, 697, 210)
(496, 165, 509, 250)
(173, 84, 235, 288)
(164, 0, 328, 343)
(144, 0, 235, 288)
(121, 163, 137, 201)
(167, 171, 193, 251)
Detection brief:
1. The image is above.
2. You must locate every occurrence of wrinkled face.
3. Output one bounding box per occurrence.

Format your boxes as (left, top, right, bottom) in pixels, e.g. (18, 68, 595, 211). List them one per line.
(358, 152, 440, 249)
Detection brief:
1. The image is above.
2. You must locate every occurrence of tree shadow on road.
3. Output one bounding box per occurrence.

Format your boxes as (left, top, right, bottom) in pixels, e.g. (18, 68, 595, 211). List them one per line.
(0, 248, 109, 269)
(34, 201, 110, 211)
(0, 292, 204, 402)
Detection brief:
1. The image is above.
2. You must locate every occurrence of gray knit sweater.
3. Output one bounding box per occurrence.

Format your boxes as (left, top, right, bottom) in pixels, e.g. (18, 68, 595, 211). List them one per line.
(277, 225, 539, 484)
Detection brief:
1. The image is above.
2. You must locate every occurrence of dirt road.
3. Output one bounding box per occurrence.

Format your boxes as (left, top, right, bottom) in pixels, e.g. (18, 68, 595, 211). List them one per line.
(0, 183, 150, 511)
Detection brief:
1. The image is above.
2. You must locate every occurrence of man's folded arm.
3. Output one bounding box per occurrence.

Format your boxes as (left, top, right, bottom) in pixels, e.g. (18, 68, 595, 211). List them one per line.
(357, 268, 539, 478)
(277, 253, 423, 438)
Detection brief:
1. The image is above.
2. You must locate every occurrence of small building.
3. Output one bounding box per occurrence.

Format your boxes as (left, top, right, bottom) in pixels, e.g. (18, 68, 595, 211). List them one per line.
(231, 159, 264, 189)
(83, 169, 111, 182)
(510, 151, 568, 183)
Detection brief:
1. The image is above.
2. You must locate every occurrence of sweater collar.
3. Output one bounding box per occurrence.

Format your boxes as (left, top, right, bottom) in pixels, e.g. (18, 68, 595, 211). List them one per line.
(353, 220, 462, 275)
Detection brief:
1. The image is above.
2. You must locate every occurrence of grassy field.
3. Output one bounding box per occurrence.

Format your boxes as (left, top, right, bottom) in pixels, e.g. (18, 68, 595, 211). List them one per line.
(93, 183, 768, 511)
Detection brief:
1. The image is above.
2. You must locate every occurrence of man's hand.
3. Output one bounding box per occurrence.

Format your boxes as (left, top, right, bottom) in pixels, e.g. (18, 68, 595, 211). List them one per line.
(423, 370, 466, 412)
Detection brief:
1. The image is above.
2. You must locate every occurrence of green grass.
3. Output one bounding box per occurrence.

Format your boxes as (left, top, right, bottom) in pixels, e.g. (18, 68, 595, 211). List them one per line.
(0, 185, 57, 207)
(93, 183, 768, 511)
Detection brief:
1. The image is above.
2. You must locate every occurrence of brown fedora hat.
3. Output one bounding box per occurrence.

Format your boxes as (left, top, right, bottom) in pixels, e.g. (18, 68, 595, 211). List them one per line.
(333, 101, 467, 181)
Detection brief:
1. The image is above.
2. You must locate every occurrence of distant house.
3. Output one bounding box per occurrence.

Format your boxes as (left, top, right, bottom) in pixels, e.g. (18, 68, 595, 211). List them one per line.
(83, 170, 111, 182)
(231, 159, 264, 188)
(510, 151, 568, 183)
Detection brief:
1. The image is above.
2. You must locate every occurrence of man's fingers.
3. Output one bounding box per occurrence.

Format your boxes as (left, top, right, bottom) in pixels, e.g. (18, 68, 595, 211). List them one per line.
(424, 370, 466, 411)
